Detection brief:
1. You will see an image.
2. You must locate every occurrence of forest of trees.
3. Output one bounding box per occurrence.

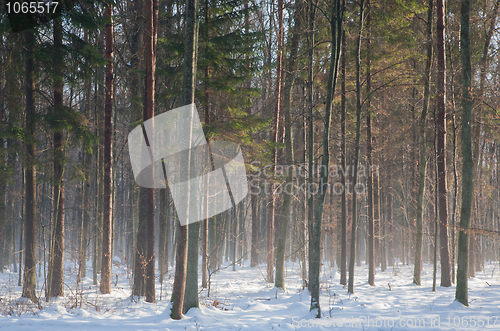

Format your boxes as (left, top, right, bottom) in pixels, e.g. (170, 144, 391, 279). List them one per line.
(0, 0, 496, 319)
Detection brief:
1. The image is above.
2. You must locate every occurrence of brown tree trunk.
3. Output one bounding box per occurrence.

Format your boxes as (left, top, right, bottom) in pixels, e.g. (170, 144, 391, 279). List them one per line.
(267, 0, 284, 284)
(436, 0, 451, 287)
(386, 156, 394, 267)
(340, 28, 347, 285)
(145, 0, 159, 304)
(251, 189, 259, 267)
(366, 0, 374, 286)
(171, 0, 199, 319)
(275, 0, 303, 290)
(100, 3, 114, 296)
(48, 17, 65, 299)
(413, 0, 433, 286)
(22, 29, 38, 303)
(348, 0, 364, 295)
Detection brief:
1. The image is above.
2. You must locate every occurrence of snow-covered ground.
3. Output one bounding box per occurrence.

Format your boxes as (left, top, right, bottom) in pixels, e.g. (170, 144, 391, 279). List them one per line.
(1, 257, 499, 330)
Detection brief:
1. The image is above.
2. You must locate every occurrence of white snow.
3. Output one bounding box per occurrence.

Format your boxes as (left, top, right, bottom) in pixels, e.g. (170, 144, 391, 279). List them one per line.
(1, 258, 499, 330)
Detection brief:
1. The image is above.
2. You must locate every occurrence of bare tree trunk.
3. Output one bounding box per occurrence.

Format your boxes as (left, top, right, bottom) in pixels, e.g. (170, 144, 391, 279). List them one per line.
(145, 0, 159, 304)
(79, 34, 92, 280)
(386, 157, 394, 267)
(413, 0, 433, 286)
(48, 16, 65, 299)
(307, 0, 316, 298)
(159, 189, 167, 284)
(251, 190, 259, 267)
(456, 0, 472, 305)
(267, 0, 284, 284)
(340, 28, 347, 285)
(171, 0, 199, 319)
(436, 0, 451, 287)
(100, 3, 114, 295)
(365, 0, 374, 286)
(275, 0, 303, 291)
(432, 119, 439, 292)
(348, 0, 364, 295)
(22, 29, 37, 303)
(310, 0, 342, 314)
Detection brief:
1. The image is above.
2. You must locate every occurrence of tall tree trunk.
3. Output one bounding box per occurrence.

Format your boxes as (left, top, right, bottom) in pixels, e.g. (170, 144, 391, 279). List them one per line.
(310, 0, 342, 314)
(145, 0, 159, 304)
(201, 0, 210, 288)
(413, 0, 433, 286)
(365, 0, 374, 286)
(432, 116, 439, 292)
(251, 188, 259, 267)
(307, 0, 316, 299)
(436, 0, 451, 287)
(267, 0, 284, 284)
(79, 33, 92, 281)
(339, 28, 347, 285)
(171, 0, 199, 319)
(348, 0, 364, 295)
(275, 0, 303, 291)
(22, 29, 37, 303)
(46, 16, 66, 299)
(100, 3, 114, 296)
(159, 187, 170, 284)
(456, 0, 472, 306)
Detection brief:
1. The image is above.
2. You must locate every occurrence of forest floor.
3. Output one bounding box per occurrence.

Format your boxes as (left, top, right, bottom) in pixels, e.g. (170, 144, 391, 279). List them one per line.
(0, 256, 499, 330)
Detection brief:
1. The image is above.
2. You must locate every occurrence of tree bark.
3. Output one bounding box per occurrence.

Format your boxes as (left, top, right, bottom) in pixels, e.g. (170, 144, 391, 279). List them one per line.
(275, 0, 303, 291)
(310, 0, 342, 314)
(171, 0, 199, 319)
(145, 0, 159, 304)
(348, 0, 364, 295)
(436, 0, 451, 287)
(456, 0, 472, 306)
(267, 0, 284, 284)
(307, 0, 316, 300)
(22, 29, 37, 303)
(365, 0, 374, 286)
(48, 16, 65, 299)
(413, 0, 433, 286)
(340, 28, 347, 285)
(100, 3, 114, 296)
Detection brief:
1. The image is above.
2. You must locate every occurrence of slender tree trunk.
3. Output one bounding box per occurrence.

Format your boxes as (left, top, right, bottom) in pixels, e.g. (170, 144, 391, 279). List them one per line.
(413, 0, 433, 286)
(275, 0, 303, 291)
(456, 0, 472, 306)
(201, 0, 210, 288)
(171, 0, 199, 319)
(100, 3, 114, 295)
(310, 0, 342, 314)
(251, 188, 259, 267)
(79, 38, 92, 280)
(47, 17, 65, 299)
(307, 0, 316, 299)
(145, 0, 159, 304)
(201, 217, 208, 288)
(448, 41, 458, 284)
(340, 28, 347, 285)
(436, 0, 451, 287)
(159, 186, 171, 285)
(348, 0, 364, 295)
(432, 120, 439, 292)
(386, 137, 394, 266)
(22, 29, 37, 303)
(365, 0, 374, 286)
(267, 0, 284, 284)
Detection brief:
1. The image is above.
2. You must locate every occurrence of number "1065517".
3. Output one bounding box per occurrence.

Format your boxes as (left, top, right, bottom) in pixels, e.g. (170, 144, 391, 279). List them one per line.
(5, 1, 59, 14)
